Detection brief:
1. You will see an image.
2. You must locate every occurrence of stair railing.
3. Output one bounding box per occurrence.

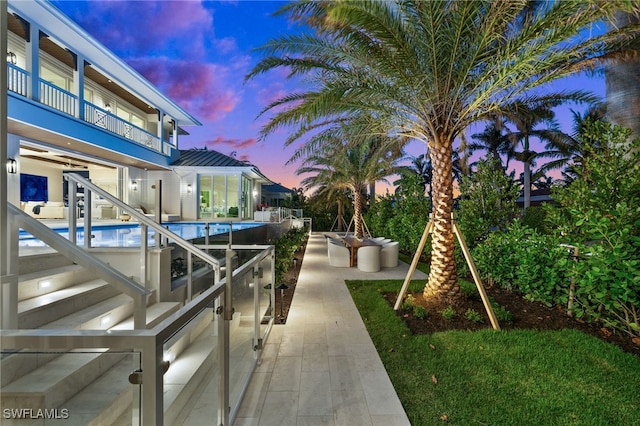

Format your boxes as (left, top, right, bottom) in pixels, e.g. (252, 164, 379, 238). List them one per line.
(8, 204, 150, 328)
(64, 173, 222, 299)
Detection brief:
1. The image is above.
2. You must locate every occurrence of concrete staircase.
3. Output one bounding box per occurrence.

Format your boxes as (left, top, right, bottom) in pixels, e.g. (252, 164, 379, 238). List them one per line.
(0, 253, 223, 425)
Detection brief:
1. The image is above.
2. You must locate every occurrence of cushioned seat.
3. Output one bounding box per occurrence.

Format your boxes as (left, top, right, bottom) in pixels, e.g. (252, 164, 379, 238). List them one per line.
(381, 241, 400, 268)
(357, 245, 381, 272)
(328, 240, 350, 267)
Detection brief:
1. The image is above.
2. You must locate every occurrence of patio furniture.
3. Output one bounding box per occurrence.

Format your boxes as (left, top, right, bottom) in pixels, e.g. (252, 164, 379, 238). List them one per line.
(357, 245, 381, 272)
(381, 241, 400, 268)
(342, 236, 381, 267)
(328, 240, 351, 267)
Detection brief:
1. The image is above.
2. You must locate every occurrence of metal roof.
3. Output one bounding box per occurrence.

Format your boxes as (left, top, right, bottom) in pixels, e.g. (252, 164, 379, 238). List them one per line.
(172, 149, 274, 184)
(173, 149, 250, 167)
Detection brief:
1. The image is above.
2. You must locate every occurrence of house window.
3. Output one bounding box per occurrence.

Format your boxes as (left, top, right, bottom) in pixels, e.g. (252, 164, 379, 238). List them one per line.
(40, 65, 69, 91)
(198, 174, 240, 219)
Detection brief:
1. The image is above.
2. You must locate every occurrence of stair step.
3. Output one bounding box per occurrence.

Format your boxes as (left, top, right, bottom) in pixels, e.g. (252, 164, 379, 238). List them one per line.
(0, 351, 125, 411)
(110, 302, 182, 330)
(31, 357, 136, 426)
(18, 280, 120, 329)
(18, 264, 94, 301)
(42, 294, 133, 330)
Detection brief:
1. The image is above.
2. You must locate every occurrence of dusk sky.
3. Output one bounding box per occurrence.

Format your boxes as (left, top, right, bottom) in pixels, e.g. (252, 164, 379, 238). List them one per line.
(52, 0, 606, 193)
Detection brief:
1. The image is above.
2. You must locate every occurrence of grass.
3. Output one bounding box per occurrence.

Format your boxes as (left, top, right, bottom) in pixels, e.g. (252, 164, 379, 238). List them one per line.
(347, 278, 640, 426)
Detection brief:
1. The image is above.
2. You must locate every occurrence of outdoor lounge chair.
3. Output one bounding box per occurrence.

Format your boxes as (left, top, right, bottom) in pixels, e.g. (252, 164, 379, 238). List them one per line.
(380, 241, 399, 268)
(328, 240, 351, 267)
(357, 245, 381, 272)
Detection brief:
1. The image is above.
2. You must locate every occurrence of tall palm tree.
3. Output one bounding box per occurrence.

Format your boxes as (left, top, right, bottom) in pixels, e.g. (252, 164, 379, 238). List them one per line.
(247, 0, 640, 299)
(501, 102, 572, 208)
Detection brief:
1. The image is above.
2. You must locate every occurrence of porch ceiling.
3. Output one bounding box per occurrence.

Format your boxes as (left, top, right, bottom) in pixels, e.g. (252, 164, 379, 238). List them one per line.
(9, 119, 169, 171)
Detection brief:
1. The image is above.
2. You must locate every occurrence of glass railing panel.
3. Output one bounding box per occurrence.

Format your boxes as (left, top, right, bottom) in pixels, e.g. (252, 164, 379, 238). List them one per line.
(162, 298, 222, 425)
(257, 255, 274, 340)
(229, 269, 259, 413)
(0, 350, 141, 425)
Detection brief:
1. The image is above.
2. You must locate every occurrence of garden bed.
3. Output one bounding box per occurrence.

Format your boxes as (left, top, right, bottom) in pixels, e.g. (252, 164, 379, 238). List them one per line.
(385, 285, 640, 356)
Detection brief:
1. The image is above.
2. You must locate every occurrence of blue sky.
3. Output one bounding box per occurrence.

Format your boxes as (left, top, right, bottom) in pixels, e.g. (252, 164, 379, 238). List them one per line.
(51, 0, 606, 191)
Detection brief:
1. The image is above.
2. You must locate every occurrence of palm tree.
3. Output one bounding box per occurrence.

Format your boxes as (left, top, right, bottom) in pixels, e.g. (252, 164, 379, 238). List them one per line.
(297, 136, 403, 238)
(247, 0, 639, 299)
(468, 122, 513, 170)
(501, 102, 573, 208)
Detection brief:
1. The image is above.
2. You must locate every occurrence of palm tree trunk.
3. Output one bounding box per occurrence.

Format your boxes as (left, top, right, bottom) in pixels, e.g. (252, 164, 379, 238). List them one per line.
(523, 160, 531, 209)
(353, 189, 364, 238)
(337, 199, 344, 232)
(523, 135, 531, 209)
(423, 138, 461, 300)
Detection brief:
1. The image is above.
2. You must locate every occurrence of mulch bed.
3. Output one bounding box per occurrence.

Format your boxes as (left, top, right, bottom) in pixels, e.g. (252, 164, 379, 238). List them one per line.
(383, 285, 640, 357)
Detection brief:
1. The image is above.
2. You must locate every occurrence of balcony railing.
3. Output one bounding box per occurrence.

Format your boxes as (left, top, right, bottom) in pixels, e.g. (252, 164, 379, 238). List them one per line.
(6, 63, 164, 155)
(7, 63, 28, 96)
(39, 79, 77, 116)
(84, 102, 161, 152)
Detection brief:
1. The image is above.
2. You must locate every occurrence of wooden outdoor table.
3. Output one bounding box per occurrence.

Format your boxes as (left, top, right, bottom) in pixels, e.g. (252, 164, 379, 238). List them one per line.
(342, 236, 380, 267)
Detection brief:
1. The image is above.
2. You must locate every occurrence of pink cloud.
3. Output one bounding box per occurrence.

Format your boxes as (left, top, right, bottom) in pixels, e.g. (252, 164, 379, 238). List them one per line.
(127, 57, 239, 121)
(202, 136, 258, 149)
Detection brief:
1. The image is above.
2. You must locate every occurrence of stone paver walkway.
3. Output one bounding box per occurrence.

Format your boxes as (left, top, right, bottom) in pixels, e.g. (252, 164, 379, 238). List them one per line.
(234, 232, 428, 426)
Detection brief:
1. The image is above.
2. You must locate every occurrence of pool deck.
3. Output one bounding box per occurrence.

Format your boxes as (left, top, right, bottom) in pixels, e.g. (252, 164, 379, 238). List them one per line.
(234, 232, 428, 426)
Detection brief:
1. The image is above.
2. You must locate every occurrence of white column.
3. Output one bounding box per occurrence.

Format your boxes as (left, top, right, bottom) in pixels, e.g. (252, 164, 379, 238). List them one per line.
(73, 56, 85, 119)
(1, 0, 19, 329)
(27, 22, 40, 101)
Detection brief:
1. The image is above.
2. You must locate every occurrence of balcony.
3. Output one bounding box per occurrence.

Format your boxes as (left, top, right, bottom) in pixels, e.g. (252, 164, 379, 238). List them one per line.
(7, 63, 165, 156)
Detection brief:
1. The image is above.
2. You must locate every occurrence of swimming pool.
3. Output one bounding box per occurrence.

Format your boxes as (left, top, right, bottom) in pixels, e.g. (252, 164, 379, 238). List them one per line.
(19, 222, 264, 248)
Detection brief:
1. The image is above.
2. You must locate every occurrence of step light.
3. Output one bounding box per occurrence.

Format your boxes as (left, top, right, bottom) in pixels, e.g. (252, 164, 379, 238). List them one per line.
(38, 280, 51, 290)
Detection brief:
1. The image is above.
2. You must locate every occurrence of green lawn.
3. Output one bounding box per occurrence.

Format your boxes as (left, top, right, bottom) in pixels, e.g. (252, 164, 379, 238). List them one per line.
(347, 278, 640, 426)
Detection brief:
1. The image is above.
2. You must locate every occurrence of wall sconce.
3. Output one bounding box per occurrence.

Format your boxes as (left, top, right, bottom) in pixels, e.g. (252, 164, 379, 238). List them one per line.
(6, 158, 17, 174)
(105, 103, 112, 113)
(131, 180, 138, 191)
(252, 188, 258, 198)
(186, 184, 192, 194)
(7, 51, 17, 65)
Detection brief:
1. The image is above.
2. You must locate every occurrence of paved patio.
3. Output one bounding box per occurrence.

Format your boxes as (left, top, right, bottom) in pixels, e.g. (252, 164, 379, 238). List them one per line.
(234, 232, 428, 426)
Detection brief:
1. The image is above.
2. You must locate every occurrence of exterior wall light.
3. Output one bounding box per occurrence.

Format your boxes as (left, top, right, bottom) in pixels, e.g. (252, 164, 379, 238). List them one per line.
(131, 180, 138, 191)
(187, 184, 192, 194)
(105, 103, 112, 112)
(6, 158, 17, 174)
(7, 51, 17, 65)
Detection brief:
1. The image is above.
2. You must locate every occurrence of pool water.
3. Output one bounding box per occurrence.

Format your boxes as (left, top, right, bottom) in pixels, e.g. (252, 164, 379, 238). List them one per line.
(19, 222, 264, 248)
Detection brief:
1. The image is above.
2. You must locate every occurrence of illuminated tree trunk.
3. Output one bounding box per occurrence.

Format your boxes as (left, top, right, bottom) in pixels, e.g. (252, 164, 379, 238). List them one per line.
(423, 137, 461, 300)
(353, 187, 364, 238)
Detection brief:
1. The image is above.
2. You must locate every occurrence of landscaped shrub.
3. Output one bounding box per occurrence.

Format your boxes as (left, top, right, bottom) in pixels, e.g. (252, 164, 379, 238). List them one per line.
(440, 305, 456, 321)
(472, 222, 572, 305)
(366, 192, 431, 258)
(521, 206, 549, 234)
(273, 227, 308, 283)
(457, 158, 520, 249)
(545, 119, 640, 337)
